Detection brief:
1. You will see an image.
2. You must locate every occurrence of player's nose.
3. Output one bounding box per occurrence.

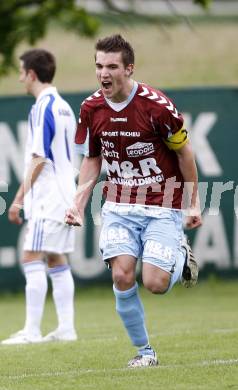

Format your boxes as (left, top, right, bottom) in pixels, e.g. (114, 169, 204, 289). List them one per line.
(101, 67, 110, 78)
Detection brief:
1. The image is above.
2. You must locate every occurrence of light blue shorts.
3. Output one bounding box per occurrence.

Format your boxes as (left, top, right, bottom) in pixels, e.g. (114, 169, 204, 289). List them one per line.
(99, 206, 184, 274)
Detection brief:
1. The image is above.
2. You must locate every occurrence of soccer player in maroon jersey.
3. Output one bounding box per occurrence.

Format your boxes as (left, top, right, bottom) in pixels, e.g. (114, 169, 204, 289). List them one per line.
(65, 34, 202, 368)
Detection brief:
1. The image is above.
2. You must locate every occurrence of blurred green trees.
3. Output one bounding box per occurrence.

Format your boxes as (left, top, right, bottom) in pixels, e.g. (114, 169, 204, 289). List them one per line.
(0, 0, 212, 77)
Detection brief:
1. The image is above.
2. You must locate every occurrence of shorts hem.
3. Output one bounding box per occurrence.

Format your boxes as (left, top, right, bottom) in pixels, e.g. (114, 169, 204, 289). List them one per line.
(23, 246, 74, 254)
(142, 258, 173, 274)
(103, 251, 138, 263)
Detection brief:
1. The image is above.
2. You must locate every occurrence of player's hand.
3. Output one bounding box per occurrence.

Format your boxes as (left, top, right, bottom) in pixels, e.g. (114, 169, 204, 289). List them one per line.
(65, 206, 84, 226)
(185, 212, 202, 230)
(8, 203, 23, 225)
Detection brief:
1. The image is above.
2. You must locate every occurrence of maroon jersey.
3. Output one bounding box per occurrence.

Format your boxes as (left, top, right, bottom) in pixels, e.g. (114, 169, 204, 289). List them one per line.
(75, 82, 186, 209)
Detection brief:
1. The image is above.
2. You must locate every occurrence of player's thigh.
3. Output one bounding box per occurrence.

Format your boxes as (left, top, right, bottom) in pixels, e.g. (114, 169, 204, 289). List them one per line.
(142, 210, 182, 274)
(142, 262, 171, 293)
(99, 211, 142, 265)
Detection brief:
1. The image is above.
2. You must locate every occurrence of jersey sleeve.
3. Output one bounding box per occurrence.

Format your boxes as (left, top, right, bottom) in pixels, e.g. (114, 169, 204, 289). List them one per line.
(156, 96, 188, 151)
(75, 104, 101, 157)
(31, 98, 56, 160)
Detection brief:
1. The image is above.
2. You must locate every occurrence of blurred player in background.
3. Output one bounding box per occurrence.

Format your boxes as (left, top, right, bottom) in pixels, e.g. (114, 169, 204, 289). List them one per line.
(65, 34, 202, 367)
(2, 49, 77, 345)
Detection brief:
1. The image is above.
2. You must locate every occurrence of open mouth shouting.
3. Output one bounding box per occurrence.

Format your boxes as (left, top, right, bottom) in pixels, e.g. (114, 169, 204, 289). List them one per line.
(101, 81, 112, 93)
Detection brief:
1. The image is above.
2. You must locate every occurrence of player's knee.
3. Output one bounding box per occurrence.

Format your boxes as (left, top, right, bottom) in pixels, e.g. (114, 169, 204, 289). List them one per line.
(47, 254, 66, 268)
(143, 276, 170, 295)
(113, 269, 135, 290)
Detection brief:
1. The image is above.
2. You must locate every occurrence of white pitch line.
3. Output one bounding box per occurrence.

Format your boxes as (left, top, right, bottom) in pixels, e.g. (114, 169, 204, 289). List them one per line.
(71, 327, 238, 344)
(213, 328, 238, 334)
(149, 328, 238, 338)
(1, 359, 238, 380)
(1, 328, 237, 348)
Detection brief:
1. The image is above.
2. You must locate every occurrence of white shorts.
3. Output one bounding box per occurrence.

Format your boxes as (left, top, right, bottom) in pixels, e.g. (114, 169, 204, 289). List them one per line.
(23, 218, 75, 254)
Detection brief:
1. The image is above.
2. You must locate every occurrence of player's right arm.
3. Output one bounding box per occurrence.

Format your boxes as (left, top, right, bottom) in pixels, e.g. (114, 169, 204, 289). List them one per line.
(8, 184, 24, 225)
(65, 100, 102, 226)
(65, 155, 102, 226)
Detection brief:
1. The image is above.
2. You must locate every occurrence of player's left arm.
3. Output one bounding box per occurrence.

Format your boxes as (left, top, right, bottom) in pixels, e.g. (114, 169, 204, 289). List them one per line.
(157, 100, 202, 229)
(24, 154, 46, 195)
(175, 141, 202, 229)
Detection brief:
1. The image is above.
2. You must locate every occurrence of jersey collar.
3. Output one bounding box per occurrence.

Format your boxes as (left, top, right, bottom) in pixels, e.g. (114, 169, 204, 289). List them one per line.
(105, 81, 138, 112)
(36, 86, 57, 103)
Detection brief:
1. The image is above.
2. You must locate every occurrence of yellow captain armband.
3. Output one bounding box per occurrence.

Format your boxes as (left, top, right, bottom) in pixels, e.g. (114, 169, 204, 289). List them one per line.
(163, 128, 188, 151)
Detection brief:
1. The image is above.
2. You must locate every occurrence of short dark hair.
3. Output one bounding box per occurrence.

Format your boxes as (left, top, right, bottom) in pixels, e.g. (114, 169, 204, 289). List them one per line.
(95, 34, 135, 67)
(19, 49, 56, 83)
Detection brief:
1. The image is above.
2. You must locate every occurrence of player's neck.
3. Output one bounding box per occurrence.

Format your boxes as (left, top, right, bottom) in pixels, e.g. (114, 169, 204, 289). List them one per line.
(32, 82, 53, 99)
(111, 79, 135, 103)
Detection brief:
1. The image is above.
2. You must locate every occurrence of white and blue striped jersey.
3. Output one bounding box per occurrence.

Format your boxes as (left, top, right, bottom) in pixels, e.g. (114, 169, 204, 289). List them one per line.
(24, 86, 76, 222)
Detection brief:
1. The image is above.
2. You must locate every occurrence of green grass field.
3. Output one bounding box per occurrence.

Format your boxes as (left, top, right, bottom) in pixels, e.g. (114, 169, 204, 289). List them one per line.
(0, 280, 237, 390)
(0, 20, 237, 96)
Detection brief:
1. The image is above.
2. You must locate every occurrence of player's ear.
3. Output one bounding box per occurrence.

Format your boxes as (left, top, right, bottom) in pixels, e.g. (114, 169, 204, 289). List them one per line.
(125, 64, 134, 77)
(28, 69, 37, 81)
